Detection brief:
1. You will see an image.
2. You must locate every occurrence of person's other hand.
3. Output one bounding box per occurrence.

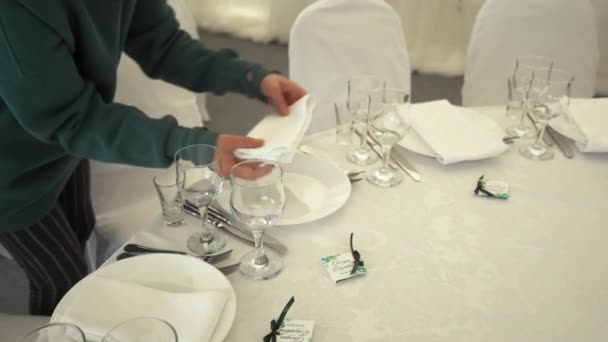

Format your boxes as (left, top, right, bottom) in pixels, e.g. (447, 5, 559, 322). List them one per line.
(260, 74, 307, 116)
(214, 134, 263, 176)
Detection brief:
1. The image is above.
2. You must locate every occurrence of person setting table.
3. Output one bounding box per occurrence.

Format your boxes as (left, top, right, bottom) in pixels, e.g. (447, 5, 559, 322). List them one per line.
(0, 0, 306, 315)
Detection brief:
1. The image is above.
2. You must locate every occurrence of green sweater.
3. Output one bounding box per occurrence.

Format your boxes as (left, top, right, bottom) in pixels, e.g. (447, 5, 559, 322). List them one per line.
(0, 0, 271, 232)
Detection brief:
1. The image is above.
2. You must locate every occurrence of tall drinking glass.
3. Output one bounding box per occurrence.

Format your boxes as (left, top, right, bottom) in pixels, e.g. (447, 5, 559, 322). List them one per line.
(366, 88, 411, 187)
(507, 55, 553, 138)
(230, 160, 285, 280)
(175, 144, 226, 254)
(520, 69, 573, 160)
(346, 76, 384, 165)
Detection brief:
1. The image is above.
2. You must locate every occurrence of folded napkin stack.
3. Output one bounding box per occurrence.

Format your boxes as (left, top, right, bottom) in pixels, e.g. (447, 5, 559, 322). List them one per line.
(566, 98, 608, 152)
(407, 100, 509, 165)
(234, 94, 316, 163)
(52, 272, 227, 342)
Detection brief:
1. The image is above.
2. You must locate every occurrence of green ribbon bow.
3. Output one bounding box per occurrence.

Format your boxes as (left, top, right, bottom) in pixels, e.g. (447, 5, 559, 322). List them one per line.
(350, 233, 364, 275)
(474, 175, 497, 198)
(263, 297, 295, 342)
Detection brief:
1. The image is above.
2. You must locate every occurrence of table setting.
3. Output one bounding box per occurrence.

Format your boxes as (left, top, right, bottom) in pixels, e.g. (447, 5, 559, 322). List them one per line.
(22, 58, 608, 341)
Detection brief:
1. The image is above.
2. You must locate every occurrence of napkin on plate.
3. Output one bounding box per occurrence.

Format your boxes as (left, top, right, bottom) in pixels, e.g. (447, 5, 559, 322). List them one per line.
(234, 94, 316, 163)
(52, 275, 226, 342)
(409, 100, 509, 165)
(565, 98, 608, 152)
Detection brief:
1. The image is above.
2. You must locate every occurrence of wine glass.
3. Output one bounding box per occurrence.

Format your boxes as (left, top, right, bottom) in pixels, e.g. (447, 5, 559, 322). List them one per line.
(520, 69, 574, 160)
(229, 160, 285, 280)
(366, 88, 411, 187)
(507, 55, 553, 138)
(101, 317, 178, 342)
(18, 323, 86, 342)
(346, 75, 385, 165)
(175, 144, 226, 255)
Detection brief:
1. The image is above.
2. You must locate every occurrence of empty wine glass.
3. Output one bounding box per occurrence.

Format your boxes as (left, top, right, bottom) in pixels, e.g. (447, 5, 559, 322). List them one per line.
(366, 88, 411, 187)
(507, 55, 553, 138)
(520, 69, 574, 160)
(230, 160, 285, 280)
(18, 323, 86, 342)
(346, 75, 385, 165)
(101, 317, 178, 342)
(175, 144, 226, 255)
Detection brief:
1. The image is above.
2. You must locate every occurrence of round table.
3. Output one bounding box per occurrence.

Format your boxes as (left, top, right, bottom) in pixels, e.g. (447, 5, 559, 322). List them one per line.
(106, 106, 608, 341)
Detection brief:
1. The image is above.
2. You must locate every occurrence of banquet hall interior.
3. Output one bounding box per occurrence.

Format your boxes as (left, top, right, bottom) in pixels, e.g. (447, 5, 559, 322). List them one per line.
(1, 0, 607, 341)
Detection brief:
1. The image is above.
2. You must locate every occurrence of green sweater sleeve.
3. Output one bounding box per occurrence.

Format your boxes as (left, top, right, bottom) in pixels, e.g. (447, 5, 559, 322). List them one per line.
(0, 4, 217, 168)
(125, 0, 272, 101)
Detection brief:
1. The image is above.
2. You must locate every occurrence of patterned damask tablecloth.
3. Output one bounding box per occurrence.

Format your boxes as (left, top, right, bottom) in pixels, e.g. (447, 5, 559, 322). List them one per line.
(105, 106, 608, 341)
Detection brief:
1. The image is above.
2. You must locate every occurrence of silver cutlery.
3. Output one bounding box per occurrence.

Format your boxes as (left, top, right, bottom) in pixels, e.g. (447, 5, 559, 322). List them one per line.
(502, 136, 520, 144)
(116, 248, 232, 264)
(365, 133, 422, 182)
(217, 262, 240, 276)
(546, 126, 575, 159)
(526, 111, 555, 147)
(298, 145, 363, 183)
(182, 202, 288, 255)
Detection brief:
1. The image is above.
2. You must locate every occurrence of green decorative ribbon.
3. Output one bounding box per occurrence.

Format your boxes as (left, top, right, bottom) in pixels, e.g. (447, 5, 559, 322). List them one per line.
(474, 175, 496, 198)
(263, 297, 295, 342)
(350, 233, 364, 275)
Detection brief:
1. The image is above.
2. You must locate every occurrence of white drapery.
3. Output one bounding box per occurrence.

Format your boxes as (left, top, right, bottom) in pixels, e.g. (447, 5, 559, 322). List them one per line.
(184, 0, 607, 93)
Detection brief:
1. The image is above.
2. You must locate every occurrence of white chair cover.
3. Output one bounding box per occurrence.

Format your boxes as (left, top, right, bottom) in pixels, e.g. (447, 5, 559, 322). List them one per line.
(289, 0, 411, 133)
(462, 0, 600, 107)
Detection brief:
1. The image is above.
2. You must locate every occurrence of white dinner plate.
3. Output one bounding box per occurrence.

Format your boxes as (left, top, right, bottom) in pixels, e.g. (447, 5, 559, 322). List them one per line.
(398, 108, 506, 157)
(51, 254, 236, 342)
(218, 151, 351, 226)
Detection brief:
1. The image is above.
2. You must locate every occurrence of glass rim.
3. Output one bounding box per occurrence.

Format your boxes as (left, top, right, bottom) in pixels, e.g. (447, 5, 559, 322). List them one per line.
(174, 144, 219, 169)
(19, 322, 86, 341)
(153, 175, 178, 188)
(548, 68, 575, 84)
(229, 159, 283, 187)
(102, 316, 178, 342)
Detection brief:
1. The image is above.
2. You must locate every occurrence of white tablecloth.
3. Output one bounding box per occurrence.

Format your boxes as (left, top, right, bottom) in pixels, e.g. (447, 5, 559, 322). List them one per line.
(106, 106, 608, 341)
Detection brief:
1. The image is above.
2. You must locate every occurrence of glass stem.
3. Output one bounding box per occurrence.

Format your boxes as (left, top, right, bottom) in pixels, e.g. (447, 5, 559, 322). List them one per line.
(358, 120, 368, 151)
(198, 206, 214, 243)
(252, 230, 268, 266)
(533, 123, 547, 148)
(380, 145, 392, 172)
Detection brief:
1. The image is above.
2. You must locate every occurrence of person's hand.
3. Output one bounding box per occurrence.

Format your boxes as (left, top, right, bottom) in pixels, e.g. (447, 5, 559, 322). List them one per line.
(214, 134, 264, 176)
(260, 74, 307, 115)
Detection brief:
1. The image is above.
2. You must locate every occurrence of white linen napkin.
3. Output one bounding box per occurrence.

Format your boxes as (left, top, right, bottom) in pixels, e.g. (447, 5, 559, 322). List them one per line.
(51, 275, 226, 342)
(565, 98, 608, 152)
(234, 94, 316, 163)
(409, 100, 509, 165)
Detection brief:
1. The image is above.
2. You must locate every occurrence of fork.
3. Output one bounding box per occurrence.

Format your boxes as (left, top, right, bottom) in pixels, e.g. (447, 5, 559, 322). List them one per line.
(121, 244, 233, 264)
(217, 262, 240, 276)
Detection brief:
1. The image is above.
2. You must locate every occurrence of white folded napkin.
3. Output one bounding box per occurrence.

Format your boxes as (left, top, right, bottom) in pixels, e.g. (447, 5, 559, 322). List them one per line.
(52, 275, 226, 342)
(409, 100, 509, 165)
(234, 94, 316, 163)
(565, 98, 608, 152)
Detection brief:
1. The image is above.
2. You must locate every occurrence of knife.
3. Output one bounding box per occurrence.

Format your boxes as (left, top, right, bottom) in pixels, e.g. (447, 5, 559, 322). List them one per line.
(526, 111, 555, 147)
(546, 126, 575, 159)
(182, 204, 288, 255)
(366, 133, 422, 182)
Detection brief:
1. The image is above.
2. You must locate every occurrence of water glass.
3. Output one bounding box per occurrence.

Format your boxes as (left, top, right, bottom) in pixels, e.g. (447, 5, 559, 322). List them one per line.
(153, 171, 184, 227)
(506, 55, 553, 138)
(175, 144, 226, 255)
(18, 323, 86, 342)
(346, 75, 384, 165)
(366, 88, 411, 187)
(230, 160, 285, 280)
(334, 102, 355, 145)
(101, 317, 178, 342)
(520, 69, 573, 161)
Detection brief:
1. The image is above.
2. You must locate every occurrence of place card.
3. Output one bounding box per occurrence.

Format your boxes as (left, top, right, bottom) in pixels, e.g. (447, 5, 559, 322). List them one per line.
(474, 175, 510, 200)
(276, 320, 315, 341)
(321, 252, 367, 283)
